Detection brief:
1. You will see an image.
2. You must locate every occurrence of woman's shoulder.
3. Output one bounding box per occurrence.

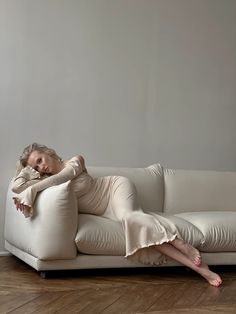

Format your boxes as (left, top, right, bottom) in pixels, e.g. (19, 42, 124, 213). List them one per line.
(65, 155, 85, 165)
(65, 155, 87, 174)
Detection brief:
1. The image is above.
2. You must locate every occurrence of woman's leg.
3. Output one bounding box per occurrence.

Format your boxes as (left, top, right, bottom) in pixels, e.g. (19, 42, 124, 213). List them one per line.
(154, 242, 222, 287)
(106, 177, 222, 286)
(171, 238, 202, 266)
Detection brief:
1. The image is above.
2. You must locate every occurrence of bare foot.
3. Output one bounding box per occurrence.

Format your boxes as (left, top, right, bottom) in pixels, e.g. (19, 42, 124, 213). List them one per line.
(172, 239, 202, 266)
(197, 263, 222, 287)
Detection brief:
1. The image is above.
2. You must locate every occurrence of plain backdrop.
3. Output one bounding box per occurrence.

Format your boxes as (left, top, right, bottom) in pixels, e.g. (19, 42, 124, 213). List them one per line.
(1, 0, 236, 253)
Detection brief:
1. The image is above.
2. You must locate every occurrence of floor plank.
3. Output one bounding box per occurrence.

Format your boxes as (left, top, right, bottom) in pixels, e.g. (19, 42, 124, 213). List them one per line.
(1, 256, 236, 314)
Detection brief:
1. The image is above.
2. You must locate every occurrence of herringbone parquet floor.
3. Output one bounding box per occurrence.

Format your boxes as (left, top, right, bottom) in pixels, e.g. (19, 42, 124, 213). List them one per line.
(1, 256, 236, 313)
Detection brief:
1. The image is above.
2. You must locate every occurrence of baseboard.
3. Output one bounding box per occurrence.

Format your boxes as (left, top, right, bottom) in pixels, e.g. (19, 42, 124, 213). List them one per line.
(0, 251, 11, 256)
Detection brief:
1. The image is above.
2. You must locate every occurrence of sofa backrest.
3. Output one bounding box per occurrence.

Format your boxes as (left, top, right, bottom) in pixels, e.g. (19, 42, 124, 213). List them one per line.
(88, 164, 164, 213)
(164, 168, 236, 214)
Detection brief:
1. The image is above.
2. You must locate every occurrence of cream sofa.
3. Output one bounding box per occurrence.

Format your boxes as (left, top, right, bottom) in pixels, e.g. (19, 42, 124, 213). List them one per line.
(4, 163, 236, 275)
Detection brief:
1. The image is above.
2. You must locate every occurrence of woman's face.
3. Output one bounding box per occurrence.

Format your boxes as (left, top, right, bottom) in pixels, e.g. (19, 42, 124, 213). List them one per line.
(27, 150, 62, 175)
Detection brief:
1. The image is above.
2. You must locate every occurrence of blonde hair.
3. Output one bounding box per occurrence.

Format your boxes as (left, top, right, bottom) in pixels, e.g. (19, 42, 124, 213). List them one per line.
(15, 143, 62, 176)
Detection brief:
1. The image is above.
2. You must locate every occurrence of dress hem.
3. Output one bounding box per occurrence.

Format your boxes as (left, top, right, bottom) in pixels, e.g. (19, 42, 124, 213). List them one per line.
(124, 233, 178, 265)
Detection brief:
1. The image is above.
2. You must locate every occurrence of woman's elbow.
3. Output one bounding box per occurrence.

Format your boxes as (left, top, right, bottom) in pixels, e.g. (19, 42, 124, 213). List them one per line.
(11, 185, 22, 194)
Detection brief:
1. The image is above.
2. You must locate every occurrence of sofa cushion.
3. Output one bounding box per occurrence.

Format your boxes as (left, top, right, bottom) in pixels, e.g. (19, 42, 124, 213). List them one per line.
(75, 212, 204, 256)
(75, 214, 126, 255)
(5, 181, 78, 260)
(164, 214, 204, 248)
(176, 212, 236, 252)
(164, 169, 236, 214)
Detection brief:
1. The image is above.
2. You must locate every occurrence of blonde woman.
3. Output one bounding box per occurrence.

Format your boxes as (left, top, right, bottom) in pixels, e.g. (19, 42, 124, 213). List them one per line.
(12, 143, 222, 287)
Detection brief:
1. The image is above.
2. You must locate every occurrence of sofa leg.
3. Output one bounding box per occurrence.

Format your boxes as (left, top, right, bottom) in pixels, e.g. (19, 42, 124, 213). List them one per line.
(39, 271, 47, 279)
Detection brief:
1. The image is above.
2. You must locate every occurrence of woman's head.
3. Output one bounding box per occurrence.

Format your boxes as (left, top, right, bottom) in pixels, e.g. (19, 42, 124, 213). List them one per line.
(19, 143, 63, 175)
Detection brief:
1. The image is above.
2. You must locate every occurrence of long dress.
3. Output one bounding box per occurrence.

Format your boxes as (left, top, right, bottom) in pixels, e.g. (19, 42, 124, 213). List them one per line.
(72, 173, 180, 264)
(12, 157, 180, 265)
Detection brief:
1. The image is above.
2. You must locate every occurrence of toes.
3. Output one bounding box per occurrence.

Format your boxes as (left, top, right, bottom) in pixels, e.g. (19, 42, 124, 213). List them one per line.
(218, 278, 222, 285)
(211, 278, 222, 287)
(213, 282, 221, 287)
(194, 256, 202, 267)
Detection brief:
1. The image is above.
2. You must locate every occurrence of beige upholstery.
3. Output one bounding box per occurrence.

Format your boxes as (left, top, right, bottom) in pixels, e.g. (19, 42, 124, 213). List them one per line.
(75, 212, 205, 256)
(5, 181, 78, 260)
(164, 168, 236, 214)
(4, 164, 236, 271)
(76, 214, 125, 255)
(176, 211, 236, 252)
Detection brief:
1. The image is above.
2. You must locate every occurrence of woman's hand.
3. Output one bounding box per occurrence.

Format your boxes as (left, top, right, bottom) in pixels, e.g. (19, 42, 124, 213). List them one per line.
(13, 198, 28, 211)
(12, 178, 38, 218)
(13, 198, 33, 218)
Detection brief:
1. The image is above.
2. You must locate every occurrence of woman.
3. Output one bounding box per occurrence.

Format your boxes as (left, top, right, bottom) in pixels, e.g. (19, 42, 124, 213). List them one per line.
(12, 143, 222, 287)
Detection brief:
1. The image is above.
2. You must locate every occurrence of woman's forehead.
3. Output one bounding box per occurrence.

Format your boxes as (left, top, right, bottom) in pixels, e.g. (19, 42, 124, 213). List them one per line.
(28, 151, 43, 165)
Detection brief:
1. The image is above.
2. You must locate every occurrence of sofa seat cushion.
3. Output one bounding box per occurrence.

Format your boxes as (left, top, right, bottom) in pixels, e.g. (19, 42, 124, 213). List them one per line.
(75, 214, 125, 255)
(75, 213, 204, 256)
(161, 214, 204, 248)
(176, 211, 236, 252)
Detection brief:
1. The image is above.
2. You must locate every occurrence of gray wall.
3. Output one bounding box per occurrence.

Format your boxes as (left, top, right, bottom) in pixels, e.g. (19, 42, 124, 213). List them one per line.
(1, 0, 236, 253)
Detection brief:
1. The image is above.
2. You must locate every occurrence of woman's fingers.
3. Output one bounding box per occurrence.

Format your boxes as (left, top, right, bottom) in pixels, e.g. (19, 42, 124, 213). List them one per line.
(16, 202, 21, 210)
(14, 201, 28, 212)
(13, 198, 31, 216)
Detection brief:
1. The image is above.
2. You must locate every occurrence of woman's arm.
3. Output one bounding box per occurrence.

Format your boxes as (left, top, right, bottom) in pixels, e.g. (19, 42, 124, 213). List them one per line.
(13, 156, 85, 208)
(27, 156, 83, 194)
(12, 165, 42, 193)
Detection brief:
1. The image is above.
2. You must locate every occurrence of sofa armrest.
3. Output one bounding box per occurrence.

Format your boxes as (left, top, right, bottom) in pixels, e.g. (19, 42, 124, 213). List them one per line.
(4, 180, 78, 260)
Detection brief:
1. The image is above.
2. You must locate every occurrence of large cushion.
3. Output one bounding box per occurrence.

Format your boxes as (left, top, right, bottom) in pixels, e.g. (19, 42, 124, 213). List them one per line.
(164, 214, 204, 248)
(164, 169, 236, 214)
(75, 212, 204, 256)
(75, 214, 125, 255)
(5, 181, 78, 260)
(176, 211, 236, 252)
(88, 164, 164, 213)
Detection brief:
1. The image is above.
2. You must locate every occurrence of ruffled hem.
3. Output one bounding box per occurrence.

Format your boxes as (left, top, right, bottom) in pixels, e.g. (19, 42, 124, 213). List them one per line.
(125, 233, 178, 266)
(12, 197, 32, 208)
(125, 233, 178, 258)
(121, 210, 183, 266)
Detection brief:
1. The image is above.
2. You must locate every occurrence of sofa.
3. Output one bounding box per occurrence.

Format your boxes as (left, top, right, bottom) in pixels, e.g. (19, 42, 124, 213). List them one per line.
(4, 163, 236, 276)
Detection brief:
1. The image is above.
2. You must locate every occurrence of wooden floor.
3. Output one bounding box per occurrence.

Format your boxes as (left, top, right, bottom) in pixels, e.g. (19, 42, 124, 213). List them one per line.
(1, 256, 236, 313)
